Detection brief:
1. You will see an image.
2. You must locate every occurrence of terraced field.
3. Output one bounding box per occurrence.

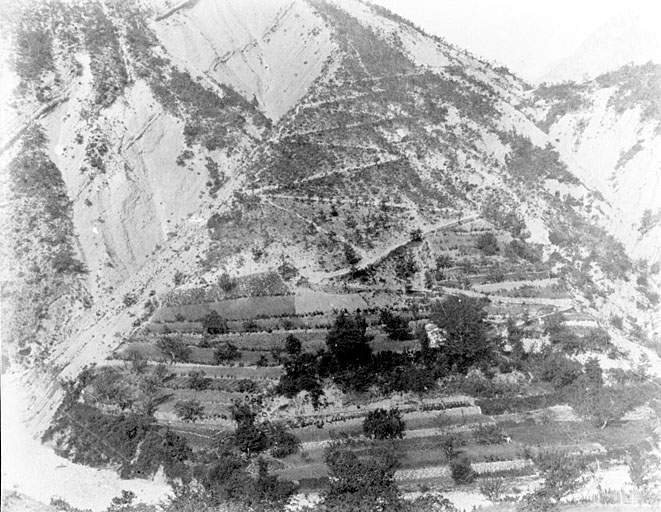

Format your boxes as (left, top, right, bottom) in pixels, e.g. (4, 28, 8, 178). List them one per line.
(82, 221, 657, 507)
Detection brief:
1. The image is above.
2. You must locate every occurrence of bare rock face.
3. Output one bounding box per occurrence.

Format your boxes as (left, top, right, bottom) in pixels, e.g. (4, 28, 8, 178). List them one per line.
(153, 0, 335, 121)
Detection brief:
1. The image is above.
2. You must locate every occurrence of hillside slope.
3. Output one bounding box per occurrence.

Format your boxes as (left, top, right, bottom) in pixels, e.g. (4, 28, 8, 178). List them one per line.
(1, 0, 659, 443)
(530, 64, 661, 272)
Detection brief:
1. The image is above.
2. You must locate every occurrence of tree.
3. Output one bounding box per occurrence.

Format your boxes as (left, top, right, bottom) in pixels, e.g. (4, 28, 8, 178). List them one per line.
(450, 457, 476, 484)
(410, 228, 423, 242)
(431, 295, 494, 373)
(201, 310, 228, 335)
(326, 311, 372, 368)
(380, 310, 411, 341)
(569, 386, 633, 429)
(156, 336, 191, 363)
(322, 437, 402, 511)
(394, 250, 419, 280)
(188, 370, 211, 391)
(124, 347, 148, 374)
(472, 423, 505, 445)
(436, 254, 453, 269)
(283, 334, 302, 356)
(268, 423, 301, 458)
(344, 244, 361, 266)
(174, 399, 205, 423)
(276, 352, 323, 407)
(476, 232, 499, 255)
(480, 477, 504, 502)
(230, 402, 270, 455)
(440, 434, 465, 460)
(524, 451, 588, 508)
(363, 408, 405, 440)
(213, 343, 239, 364)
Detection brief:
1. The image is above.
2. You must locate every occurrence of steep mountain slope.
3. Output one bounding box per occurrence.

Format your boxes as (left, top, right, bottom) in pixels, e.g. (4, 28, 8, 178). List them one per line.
(2, 0, 660, 439)
(530, 64, 661, 272)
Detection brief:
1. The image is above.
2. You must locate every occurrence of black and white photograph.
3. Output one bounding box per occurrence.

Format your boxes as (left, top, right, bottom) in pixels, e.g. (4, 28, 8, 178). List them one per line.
(1, 1, 660, 511)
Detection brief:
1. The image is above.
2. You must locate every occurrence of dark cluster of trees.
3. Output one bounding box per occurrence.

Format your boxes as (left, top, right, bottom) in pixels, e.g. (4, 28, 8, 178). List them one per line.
(277, 296, 500, 402)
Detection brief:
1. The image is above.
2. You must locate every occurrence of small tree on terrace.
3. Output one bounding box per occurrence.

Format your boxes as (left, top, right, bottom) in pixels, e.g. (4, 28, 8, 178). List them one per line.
(363, 408, 405, 440)
(174, 399, 205, 423)
(431, 295, 494, 373)
(476, 232, 499, 255)
(380, 309, 411, 340)
(201, 310, 228, 335)
(344, 244, 361, 266)
(323, 437, 402, 512)
(524, 451, 588, 509)
(156, 336, 192, 363)
(326, 310, 372, 368)
(284, 333, 302, 357)
(214, 343, 239, 364)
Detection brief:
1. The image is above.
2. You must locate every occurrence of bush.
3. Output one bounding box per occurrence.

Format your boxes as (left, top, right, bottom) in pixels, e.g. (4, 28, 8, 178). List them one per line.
(472, 423, 505, 445)
(214, 343, 240, 364)
(532, 349, 583, 390)
(440, 434, 466, 460)
(380, 310, 411, 340)
(156, 336, 192, 363)
(436, 254, 453, 269)
(325, 311, 372, 369)
(174, 399, 205, 422)
(122, 293, 138, 307)
(201, 310, 228, 335)
(476, 232, 499, 255)
(188, 370, 211, 391)
(284, 334, 302, 356)
(276, 352, 323, 407)
(480, 477, 504, 501)
(431, 295, 494, 373)
(450, 458, 476, 484)
(362, 408, 405, 440)
(268, 424, 301, 458)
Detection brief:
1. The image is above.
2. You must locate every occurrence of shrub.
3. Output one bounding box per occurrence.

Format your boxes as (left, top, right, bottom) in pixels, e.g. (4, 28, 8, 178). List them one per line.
(188, 370, 211, 391)
(431, 295, 494, 373)
(344, 244, 361, 266)
(362, 408, 405, 440)
(284, 334, 302, 356)
(276, 353, 323, 407)
(450, 458, 476, 484)
(436, 254, 454, 269)
(325, 311, 372, 369)
(394, 250, 419, 280)
(524, 451, 588, 508)
(174, 399, 205, 422)
(201, 310, 228, 335)
(440, 434, 466, 460)
(380, 310, 411, 340)
(323, 437, 402, 511)
(532, 350, 583, 390)
(480, 477, 504, 501)
(214, 343, 240, 364)
(243, 319, 260, 332)
(156, 337, 191, 363)
(472, 423, 505, 445)
(476, 232, 499, 255)
(268, 423, 301, 458)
